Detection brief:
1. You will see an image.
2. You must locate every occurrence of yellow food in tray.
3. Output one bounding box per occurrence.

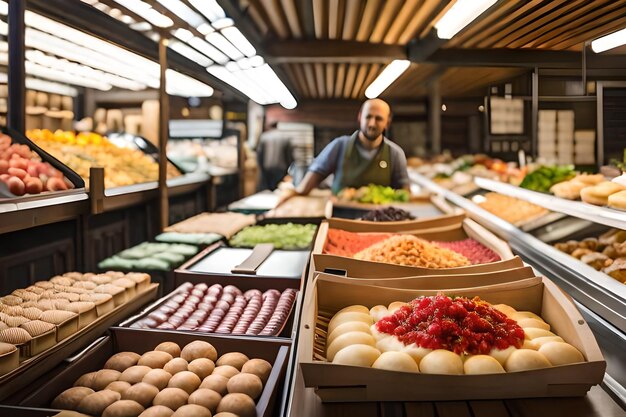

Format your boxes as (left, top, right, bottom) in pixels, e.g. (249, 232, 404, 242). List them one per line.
(478, 193, 548, 226)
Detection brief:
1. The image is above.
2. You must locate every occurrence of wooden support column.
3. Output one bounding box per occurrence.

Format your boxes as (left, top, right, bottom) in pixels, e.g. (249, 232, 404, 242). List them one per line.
(8, 0, 25, 133)
(158, 36, 169, 231)
(428, 81, 441, 155)
(531, 68, 539, 159)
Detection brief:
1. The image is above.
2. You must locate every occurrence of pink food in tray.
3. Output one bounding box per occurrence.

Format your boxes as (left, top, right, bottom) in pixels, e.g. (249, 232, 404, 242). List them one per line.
(432, 238, 501, 264)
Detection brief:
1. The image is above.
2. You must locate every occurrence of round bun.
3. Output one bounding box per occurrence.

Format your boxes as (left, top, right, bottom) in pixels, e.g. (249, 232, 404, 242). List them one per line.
(504, 349, 552, 372)
(52, 386, 94, 409)
(217, 393, 256, 417)
(188, 358, 215, 379)
(488, 346, 516, 365)
(214, 413, 239, 417)
(335, 305, 370, 316)
(332, 344, 381, 367)
(369, 305, 389, 322)
(102, 399, 145, 417)
(188, 388, 222, 413)
(106, 381, 132, 395)
(328, 322, 372, 347)
(155, 342, 181, 358)
(327, 312, 373, 336)
(372, 351, 419, 373)
(73, 371, 97, 389)
(213, 365, 239, 379)
(387, 302, 408, 314)
(538, 342, 584, 366)
(510, 311, 543, 321)
(516, 318, 550, 331)
(531, 336, 564, 348)
(227, 372, 263, 400)
(419, 350, 464, 375)
(139, 405, 175, 417)
(152, 388, 189, 411)
(139, 351, 173, 369)
(241, 359, 272, 384)
(93, 369, 122, 391)
(122, 382, 160, 408)
(327, 331, 376, 361)
(163, 358, 188, 375)
(200, 374, 229, 396)
(120, 366, 153, 384)
(523, 328, 556, 339)
(401, 344, 432, 366)
(167, 371, 201, 394)
(181, 341, 217, 362)
(608, 190, 626, 210)
(216, 352, 249, 370)
(105, 352, 141, 372)
(464, 355, 505, 375)
(142, 369, 173, 390)
(172, 404, 212, 417)
(77, 389, 121, 416)
(491, 304, 517, 317)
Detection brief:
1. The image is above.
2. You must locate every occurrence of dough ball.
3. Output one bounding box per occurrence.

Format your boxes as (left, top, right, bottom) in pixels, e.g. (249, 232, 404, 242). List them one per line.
(181, 341, 217, 362)
(139, 351, 174, 369)
(328, 321, 371, 347)
(227, 372, 263, 400)
(419, 350, 464, 375)
(491, 304, 517, 317)
(375, 335, 406, 354)
(327, 312, 373, 336)
(77, 389, 121, 416)
(332, 344, 381, 367)
(531, 336, 564, 348)
(241, 359, 272, 384)
(511, 311, 543, 321)
(188, 388, 222, 413)
(93, 369, 122, 391)
(336, 305, 370, 315)
(122, 382, 159, 408)
(163, 358, 188, 375)
(488, 346, 516, 365)
(216, 352, 249, 370)
(200, 374, 229, 396)
(73, 371, 97, 389)
(213, 414, 239, 417)
(139, 405, 174, 417)
(464, 355, 505, 375)
(155, 342, 181, 358)
(523, 328, 556, 339)
(152, 388, 189, 411)
(172, 404, 212, 417)
(505, 349, 552, 372)
(142, 368, 173, 390)
(387, 302, 408, 314)
(372, 351, 419, 373)
(369, 305, 389, 322)
(538, 342, 585, 366)
(213, 365, 239, 379)
(217, 393, 256, 417)
(188, 358, 215, 379)
(401, 343, 432, 366)
(105, 352, 141, 372)
(102, 400, 145, 417)
(106, 381, 132, 395)
(327, 331, 376, 361)
(52, 386, 94, 410)
(167, 371, 201, 394)
(516, 318, 550, 331)
(522, 339, 539, 350)
(120, 366, 153, 384)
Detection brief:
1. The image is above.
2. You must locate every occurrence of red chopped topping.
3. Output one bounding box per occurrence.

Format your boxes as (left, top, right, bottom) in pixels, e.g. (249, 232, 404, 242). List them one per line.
(376, 295, 524, 355)
(432, 239, 501, 264)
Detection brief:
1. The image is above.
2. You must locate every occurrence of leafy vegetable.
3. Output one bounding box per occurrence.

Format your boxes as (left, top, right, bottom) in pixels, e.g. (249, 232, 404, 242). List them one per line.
(519, 165, 576, 193)
(229, 223, 317, 249)
(340, 184, 409, 204)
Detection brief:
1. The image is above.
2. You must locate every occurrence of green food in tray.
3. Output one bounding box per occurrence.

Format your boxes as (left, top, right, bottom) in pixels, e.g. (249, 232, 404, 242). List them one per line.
(155, 232, 222, 245)
(519, 165, 576, 193)
(97, 242, 199, 271)
(339, 184, 410, 204)
(229, 223, 317, 250)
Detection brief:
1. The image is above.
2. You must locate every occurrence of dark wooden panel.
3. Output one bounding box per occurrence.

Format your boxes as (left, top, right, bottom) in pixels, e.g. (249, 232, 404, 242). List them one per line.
(83, 213, 129, 271)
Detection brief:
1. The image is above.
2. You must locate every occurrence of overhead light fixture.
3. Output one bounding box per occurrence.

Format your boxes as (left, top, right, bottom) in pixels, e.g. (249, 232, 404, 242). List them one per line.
(166, 69, 214, 97)
(25, 61, 113, 91)
(0, 0, 8, 15)
(206, 32, 244, 60)
(130, 21, 152, 31)
(365, 60, 410, 98)
(112, 0, 173, 27)
(591, 27, 626, 53)
(188, 0, 225, 23)
(169, 40, 213, 67)
(26, 77, 79, 97)
(172, 28, 193, 42)
(189, 36, 229, 64)
(155, 0, 205, 27)
(435, 0, 497, 39)
(211, 18, 234, 30)
(197, 23, 214, 35)
(221, 26, 256, 57)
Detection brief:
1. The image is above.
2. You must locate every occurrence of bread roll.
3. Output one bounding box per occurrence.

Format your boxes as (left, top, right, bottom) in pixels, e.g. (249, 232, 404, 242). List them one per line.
(531, 336, 565, 348)
(120, 366, 153, 384)
(216, 352, 249, 370)
(523, 328, 556, 339)
(106, 381, 132, 395)
(538, 342, 584, 366)
(226, 372, 263, 400)
(216, 393, 256, 417)
(171, 404, 212, 417)
(142, 369, 172, 390)
(401, 343, 432, 365)
(163, 358, 188, 375)
(93, 369, 122, 390)
(332, 344, 381, 367)
(491, 304, 517, 317)
(489, 346, 516, 365)
(327, 321, 372, 347)
(510, 311, 543, 321)
(516, 318, 550, 331)
(104, 352, 140, 372)
(504, 349, 552, 372)
(387, 302, 408, 314)
(139, 405, 175, 417)
(335, 305, 370, 315)
(240, 359, 272, 384)
(608, 190, 626, 210)
(139, 351, 173, 369)
(327, 312, 373, 336)
(122, 382, 159, 408)
(369, 305, 389, 322)
(372, 351, 419, 373)
(52, 386, 94, 409)
(200, 374, 229, 396)
(419, 350, 463, 375)
(581, 181, 626, 206)
(152, 388, 189, 411)
(464, 355, 505, 374)
(327, 331, 376, 361)
(167, 371, 201, 394)
(155, 342, 181, 358)
(181, 341, 217, 362)
(102, 400, 144, 417)
(188, 358, 215, 379)
(188, 388, 222, 413)
(76, 389, 121, 415)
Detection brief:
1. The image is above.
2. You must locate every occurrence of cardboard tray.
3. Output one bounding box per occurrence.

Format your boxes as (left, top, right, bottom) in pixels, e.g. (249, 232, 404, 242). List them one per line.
(14, 328, 290, 417)
(119, 281, 299, 339)
(0, 283, 159, 401)
(298, 274, 606, 402)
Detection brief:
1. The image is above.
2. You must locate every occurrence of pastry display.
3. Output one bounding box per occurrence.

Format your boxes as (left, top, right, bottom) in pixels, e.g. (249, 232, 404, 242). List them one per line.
(360, 207, 415, 222)
(229, 223, 317, 250)
(165, 212, 256, 239)
(550, 174, 606, 200)
(608, 190, 626, 211)
(98, 243, 199, 271)
(478, 193, 549, 225)
(337, 184, 409, 204)
(130, 283, 297, 336)
(324, 296, 585, 374)
(0, 132, 75, 197)
(53, 340, 271, 417)
(580, 181, 626, 206)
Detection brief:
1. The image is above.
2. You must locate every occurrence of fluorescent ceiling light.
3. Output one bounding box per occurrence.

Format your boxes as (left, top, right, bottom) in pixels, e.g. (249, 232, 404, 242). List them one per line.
(197, 23, 214, 35)
(365, 60, 410, 98)
(26, 61, 113, 90)
(112, 0, 173, 27)
(188, 0, 225, 23)
(212, 18, 234, 30)
(189, 36, 229, 64)
(169, 40, 213, 67)
(206, 32, 244, 60)
(0, 1, 7, 16)
(166, 69, 214, 97)
(26, 78, 79, 97)
(435, 0, 497, 39)
(155, 0, 205, 28)
(591, 27, 626, 53)
(248, 55, 264, 67)
(221, 26, 256, 57)
(130, 21, 152, 31)
(172, 28, 193, 42)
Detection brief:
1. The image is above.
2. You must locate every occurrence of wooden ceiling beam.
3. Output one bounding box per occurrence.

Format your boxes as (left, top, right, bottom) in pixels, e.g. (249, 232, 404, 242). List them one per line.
(355, 0, 382, 42)
(313, 0, 328, 39)
(342, 0, 362, 40)
(343, 64, 358, 98)
(334, 64, 347, 98)
(315, 63, 326, 97)
(280, 0, 303, 38)
(351, 64, 369, 99)
(384, 0, 422, 45)
(263, 40, 407, 63)
(328, 0, 345, 39)
(326, 64, 335, 97)
(369, 0, 403, 43)
(260, 0, 291, 39)
(398, 0, 450, 44)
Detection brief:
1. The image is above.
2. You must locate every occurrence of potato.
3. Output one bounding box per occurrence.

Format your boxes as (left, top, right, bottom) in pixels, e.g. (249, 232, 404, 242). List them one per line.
(138, 405, 174, 417)
(120, 366, 153, 384)
(212, 365, 239, 379)
(200, 374, 229, 396)
(46, 176, 69, 191)
(122, 382, 159, 408)
(188, 388, 222, 413)
(227, 373, 263, 400)
(139, 351, 173, 369)
(188, 358, 215, 379)
(73, 371, 97, 389)
(171, 404, 212, 417)
(93, 369, 122, 390)
(102, 400, 145, 417)
(142, 368, 172, 390)
(241, 359, 272, 384)
(7, 167, 27, 180)
(152, 388, 189, 411)
(52, 386, 94, 409)
(0, 160, 8, 174)
(105, 352, 141, 372)
(24, 177, 43, 194)
(216, 352, 249, 371)
(163, 358, 188, 375)
(217, 393, 256, 417)
(181, 341, 217, 362)
(167, 371, 201, 394)
(106, 381, 132, 395)
(154, 342, 181, 358)
(7, 176, 25, 196)
(76, 389, 121, 416)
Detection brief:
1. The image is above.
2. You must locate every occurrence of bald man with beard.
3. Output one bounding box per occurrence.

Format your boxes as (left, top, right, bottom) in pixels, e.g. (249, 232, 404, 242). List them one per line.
(279, 98, 409, 203)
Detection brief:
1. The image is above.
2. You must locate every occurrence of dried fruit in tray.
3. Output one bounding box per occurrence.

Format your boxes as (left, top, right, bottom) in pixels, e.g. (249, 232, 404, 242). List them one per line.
(229, 223, 317, 250)
(432, 239, 501, 264)
(360, 206, 415, 222)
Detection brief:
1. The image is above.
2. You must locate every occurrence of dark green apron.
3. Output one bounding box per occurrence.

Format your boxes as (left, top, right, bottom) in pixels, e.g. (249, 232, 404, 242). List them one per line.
(332, 131, 392, 194)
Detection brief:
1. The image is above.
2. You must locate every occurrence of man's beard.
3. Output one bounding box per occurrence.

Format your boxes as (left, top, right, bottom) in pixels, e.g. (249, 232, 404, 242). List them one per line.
(361, 128, 380, 141)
